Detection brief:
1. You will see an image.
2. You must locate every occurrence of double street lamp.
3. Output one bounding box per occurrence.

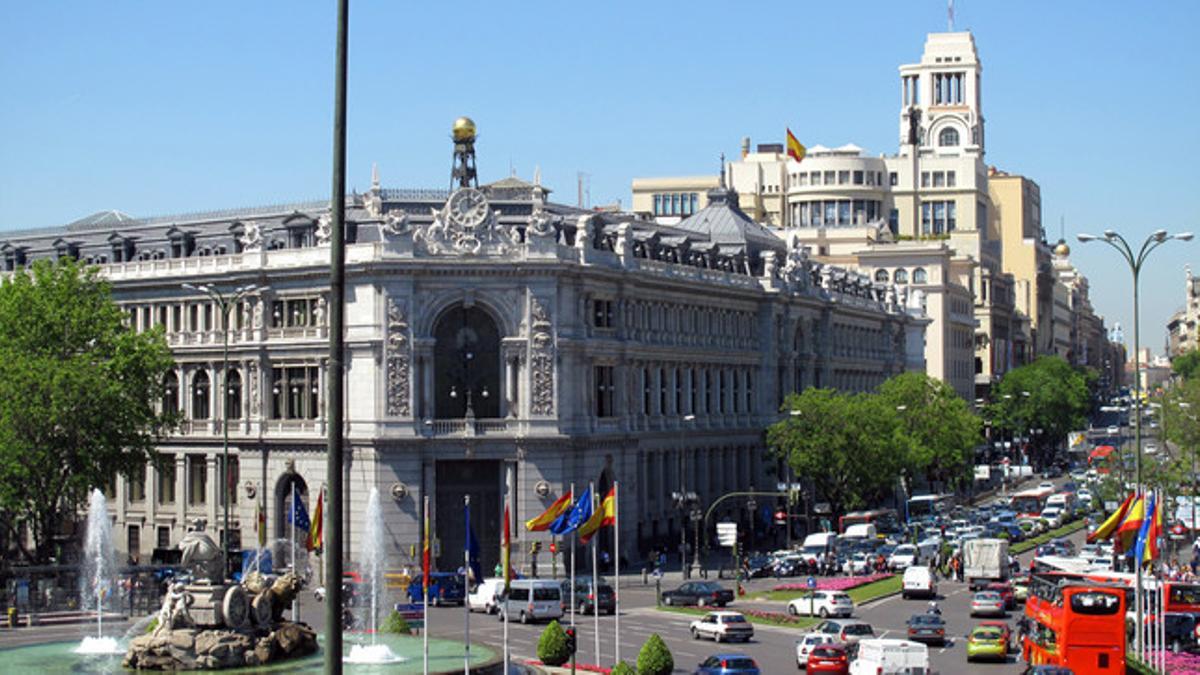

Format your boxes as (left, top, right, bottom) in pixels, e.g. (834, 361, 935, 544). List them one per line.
(182, 282, 264, 567)
(1076, 228, 1192, 654)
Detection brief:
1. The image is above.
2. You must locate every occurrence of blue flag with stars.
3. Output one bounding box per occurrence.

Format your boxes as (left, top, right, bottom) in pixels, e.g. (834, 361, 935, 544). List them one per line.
(287, 489, 311, 532)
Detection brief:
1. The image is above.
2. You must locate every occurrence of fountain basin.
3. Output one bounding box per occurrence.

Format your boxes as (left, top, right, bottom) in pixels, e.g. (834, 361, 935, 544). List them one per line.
(0, 634, 500, 673)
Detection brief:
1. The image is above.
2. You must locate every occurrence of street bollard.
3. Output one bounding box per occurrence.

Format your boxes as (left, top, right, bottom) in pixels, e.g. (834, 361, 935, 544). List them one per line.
(7, 606, 17, 628)
(655, 575, 661, 607)
(642, 567, 648, 586)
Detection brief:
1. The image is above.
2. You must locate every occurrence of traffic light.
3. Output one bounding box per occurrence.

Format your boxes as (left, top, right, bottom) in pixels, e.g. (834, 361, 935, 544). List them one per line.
(549, 542, 558, 554)
(774, 510, 787, 526)
(531, 541, 542, 554)
(564, 627, 577, 654)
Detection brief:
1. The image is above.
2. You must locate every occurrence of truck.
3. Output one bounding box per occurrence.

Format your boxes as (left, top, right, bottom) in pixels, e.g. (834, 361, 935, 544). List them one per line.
(962, 538, 1010, 590)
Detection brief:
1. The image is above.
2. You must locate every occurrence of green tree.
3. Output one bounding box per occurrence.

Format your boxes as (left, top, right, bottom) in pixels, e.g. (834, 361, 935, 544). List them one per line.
(0, 259, 176, 563)
(768, 389, 904, 517)
(878, 372, 981, 489)
(536, 620, 570, 667)
(611, 662, 636, 675)
(987, 356, 1091, 460)
(380, 610, 411, 634)
(636, 633, 674, 675)
(1172, 349, 1200, 381)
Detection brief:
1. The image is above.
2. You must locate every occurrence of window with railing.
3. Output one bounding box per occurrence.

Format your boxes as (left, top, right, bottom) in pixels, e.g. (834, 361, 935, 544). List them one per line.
(271, 297, 322, 329)
(157, 459, 176, 505)
(128, 463, 146, 503)
(270, 366, 320, 419)
(594, 365, 615, 417)
(188, 455, 206, 505)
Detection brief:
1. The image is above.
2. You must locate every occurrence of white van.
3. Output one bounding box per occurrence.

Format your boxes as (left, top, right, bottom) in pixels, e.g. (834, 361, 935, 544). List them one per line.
(843, 524, 878, 541)
(498, 579, 563, 624)
(468, 578, 505, 614)
(849, 639, 929, 675)
(901, 566, 937, 599)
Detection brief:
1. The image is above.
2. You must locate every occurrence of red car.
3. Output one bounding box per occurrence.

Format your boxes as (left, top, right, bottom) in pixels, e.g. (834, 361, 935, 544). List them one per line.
(806, 644, 849, 674)
(986, 582, 1015, 610)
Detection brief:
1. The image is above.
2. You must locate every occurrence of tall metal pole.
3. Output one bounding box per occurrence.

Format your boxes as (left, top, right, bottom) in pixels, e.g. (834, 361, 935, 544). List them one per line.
(221, 301, 231, 566)
(324, 0, 349, 669)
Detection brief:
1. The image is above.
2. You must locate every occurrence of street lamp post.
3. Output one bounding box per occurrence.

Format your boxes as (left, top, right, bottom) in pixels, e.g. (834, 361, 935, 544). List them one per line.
(181, 282, 263, 568)
(1077, 227, 1193, 654)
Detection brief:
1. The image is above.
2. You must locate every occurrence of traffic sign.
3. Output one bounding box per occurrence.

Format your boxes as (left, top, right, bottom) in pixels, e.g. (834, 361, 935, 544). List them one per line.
(806, 576, 817, 589)
(716, 522, 738, 547)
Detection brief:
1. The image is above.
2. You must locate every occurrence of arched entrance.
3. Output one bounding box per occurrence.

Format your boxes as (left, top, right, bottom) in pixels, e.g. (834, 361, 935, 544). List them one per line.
(433, 305, 502, 419)
(274, 472, 308, 541)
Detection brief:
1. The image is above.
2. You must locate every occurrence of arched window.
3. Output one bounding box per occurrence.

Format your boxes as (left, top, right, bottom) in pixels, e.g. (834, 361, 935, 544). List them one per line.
(939, 127, 960, 147)
(913, 268, 928, 284)
(894, 269, 909, 284)
(874, 269, 890, 283)
(192, 370, 210, 420)
(163, 371, 179, 413)
(433, 305, 502, 419)
(226, 369, 242, 420)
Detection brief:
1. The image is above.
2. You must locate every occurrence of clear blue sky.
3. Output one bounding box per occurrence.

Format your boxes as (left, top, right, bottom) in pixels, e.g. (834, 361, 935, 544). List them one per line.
(2, 1, 1198, 354)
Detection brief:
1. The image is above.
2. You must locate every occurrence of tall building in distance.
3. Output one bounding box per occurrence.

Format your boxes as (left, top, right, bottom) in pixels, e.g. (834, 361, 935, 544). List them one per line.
(1167, 267, 1200, 357)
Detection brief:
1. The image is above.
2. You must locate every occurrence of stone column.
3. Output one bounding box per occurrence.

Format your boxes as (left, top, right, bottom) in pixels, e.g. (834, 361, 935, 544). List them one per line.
(175, 454, 187, 524)
(206, 455, 219, 529)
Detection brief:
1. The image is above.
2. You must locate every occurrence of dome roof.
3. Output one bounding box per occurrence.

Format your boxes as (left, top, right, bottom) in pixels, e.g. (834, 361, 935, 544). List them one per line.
(1054, 239, 1070, 257)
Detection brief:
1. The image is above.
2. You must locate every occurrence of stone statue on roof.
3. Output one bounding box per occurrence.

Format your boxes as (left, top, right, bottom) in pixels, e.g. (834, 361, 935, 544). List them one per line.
(239, 222, 263, 252)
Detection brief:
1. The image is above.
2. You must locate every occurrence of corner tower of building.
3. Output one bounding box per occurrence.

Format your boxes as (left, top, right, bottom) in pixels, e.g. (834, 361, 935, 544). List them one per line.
(899, 32, 984, 157)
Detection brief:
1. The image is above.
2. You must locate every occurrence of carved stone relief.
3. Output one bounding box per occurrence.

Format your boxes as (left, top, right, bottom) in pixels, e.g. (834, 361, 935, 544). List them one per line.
(385, 296, 411, 417)
(248, 361, 260, 418)
(528, 295, 555, 416)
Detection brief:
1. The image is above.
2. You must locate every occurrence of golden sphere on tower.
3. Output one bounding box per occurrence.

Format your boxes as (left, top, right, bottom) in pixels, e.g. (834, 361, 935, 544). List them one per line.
(452, 117, 477, 142)
(1054, 239, 1071, 257)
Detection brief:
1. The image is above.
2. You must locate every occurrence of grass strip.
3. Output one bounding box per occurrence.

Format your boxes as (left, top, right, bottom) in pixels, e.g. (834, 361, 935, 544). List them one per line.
(753, 574, 903, 605)
(655, 605, 819, 630)
(1010, 518, 1087, 554)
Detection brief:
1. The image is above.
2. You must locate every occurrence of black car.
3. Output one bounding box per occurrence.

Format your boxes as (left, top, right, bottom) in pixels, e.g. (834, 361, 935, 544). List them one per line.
(560, 578, 616, 615)
(661, 581, 734, 607)
(744, 556, 774, 579)
(1165, 612, 1200, 653)
(905, 612, 947, 645)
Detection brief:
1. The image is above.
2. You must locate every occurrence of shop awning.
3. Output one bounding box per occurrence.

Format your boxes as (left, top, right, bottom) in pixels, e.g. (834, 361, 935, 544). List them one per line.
(1089, 445, 1116, 461)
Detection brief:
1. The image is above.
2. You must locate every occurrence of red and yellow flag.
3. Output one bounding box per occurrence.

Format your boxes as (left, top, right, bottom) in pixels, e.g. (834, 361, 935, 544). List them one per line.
(502, 499, 512, 593)
(1142, 496, 1163, 565)
(1088, 492, 1133, 543)
(525, 490, 574, 532)
(786, 128, 806, 163)
(307, 486, 324, 552)
(422, 498, 431, 594)
(256, 497, 267, 549)
(578, 487, 616, 545)
(1115, 493, 1146, 554)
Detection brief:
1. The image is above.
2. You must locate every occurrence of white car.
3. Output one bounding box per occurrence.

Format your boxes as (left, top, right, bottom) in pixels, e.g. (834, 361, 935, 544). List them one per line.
(467, 578, 505, 614)
(1038, 481, 1055, 491)
(1145, 444, 1158, 455)
(795, 633, 837, 668)
(787, 590, 854, 618)
(889, 544, 920, 570)
(689, 611, 754, 643)
(843, 552, 873, 575)
(1040, 507, 1064, 528)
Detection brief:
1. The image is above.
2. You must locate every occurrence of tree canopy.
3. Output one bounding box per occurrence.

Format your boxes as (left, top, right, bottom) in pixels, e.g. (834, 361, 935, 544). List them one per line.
(1172, 349, 1200, 381)
(878, 372, 981, 490)
(0, 259, 176, 563)
(987, 356, 1091, 444)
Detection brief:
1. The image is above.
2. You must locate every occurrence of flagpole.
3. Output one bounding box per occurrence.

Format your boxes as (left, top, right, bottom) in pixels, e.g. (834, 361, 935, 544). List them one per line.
(502, 496, 510, 673)
(590, 483, 599, 668)
(464, 494, 471, 675)
(569, 481, 576, 675)
(292, 483, 298, 622)
(613, 480, 620, 667)
(423, 495, 429, 675)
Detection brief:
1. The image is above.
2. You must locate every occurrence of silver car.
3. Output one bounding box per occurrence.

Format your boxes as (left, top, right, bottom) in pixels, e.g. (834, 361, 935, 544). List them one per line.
(970, 591, 1006, 617)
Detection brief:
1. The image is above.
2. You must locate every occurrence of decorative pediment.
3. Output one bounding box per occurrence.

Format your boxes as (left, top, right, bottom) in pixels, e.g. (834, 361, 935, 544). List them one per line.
(412, 187, 517, 257)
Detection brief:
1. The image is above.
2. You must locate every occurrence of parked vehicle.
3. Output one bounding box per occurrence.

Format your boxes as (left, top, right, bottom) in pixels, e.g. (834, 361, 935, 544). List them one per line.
(690, 611, 754, 643)
(406, 572, 465, 606)
(905, 612, 947, 645)
(805, 644, 850, 674)
(966, 624, 1008, 662)
(497, 579, 563, 624)
(811, 619, 875, 644)
(662, 581, 734, 607)
(901, 566, 937, 599)
(786, 590, 854, 618)
(888, 544, 920, 570)
(847, 639, 929, 675)
(795, 633, 838, 669)
(969, 590, 1006, 617)
(962, 538, 1010, 590)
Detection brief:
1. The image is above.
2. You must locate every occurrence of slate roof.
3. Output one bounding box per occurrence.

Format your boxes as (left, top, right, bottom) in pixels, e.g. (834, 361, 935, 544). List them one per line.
(674, 182, 783, 253)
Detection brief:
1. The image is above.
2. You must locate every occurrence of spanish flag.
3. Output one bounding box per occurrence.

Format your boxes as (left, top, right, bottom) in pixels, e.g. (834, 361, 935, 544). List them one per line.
(525, 490, 573, 532)
(422, 497, 431, 595)
(307, 486, 324, 552)
(502, 498, 512, 593)
(578, 487, 616, 545)
(256, 497, 267, 549)
(1138, 493, 1163, 566)
(1088, 492, 1133, 543)
(1115, 493, 1146, 554)
(786, 128, 806, 163)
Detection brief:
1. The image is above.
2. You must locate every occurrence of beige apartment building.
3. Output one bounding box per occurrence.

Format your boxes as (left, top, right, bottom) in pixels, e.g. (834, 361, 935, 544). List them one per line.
(1167, 267, 1200, 357)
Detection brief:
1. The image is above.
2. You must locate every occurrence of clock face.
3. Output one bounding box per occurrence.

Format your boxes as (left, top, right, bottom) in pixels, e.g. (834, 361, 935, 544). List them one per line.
(447, 188, 489, 229)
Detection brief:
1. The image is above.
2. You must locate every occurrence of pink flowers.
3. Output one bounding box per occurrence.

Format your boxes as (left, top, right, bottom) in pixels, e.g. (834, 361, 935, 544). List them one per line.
(738, 608, 812, 625)
(773, 573, 894, 593)
(1147, 651, 1200, 675)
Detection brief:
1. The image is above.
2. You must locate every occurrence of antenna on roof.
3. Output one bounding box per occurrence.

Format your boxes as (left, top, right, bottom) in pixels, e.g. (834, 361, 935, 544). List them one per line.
(948, 0, 955, 31)
(1060, 215, 1065, 241)
(719, 152, 727, 189)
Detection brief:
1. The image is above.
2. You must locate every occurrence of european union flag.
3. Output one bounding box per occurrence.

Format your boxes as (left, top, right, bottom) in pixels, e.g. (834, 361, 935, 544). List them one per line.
(549, 486, 593, 536)
(464, 500, 483, 583)
(287, 489, 311, 532)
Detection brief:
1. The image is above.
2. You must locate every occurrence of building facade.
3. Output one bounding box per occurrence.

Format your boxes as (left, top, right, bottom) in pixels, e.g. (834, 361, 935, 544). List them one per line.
(2, 147, 923, 572)
(1167, 267, 1200, 357)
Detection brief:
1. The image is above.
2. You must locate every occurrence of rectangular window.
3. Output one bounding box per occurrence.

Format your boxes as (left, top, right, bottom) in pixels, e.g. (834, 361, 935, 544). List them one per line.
(921, 202, 932, 235)
(889, 209, 899, 233)
(946, 171, 956, 187)
(158, 459, 176, 504)
(188, 455, 206, 505)
(157, 526, 171, 550)
(933, 202, 946, 234)
(837, 170, 849, 185)
(642, 368, 651, 414)
(810, 171, 821, 185)
(933, 171, 945, 188)
(797, 173, 807, 186)
(837, 200, 851, 225)
(823, 171, 835, 185)
(592, 299, 614, 329)
(594, 365, 614, 418)
(852, 170, 864, 185)
(921, 171, 931, 188)
(690, 193, 698, 213)
(224, 456, 239, 505)
(824, 201, 836, 226)
(658, 367, 668, 414)
(653, 194, 661, 215)
(948, 201, 957, 231)
(811, 202, 822, 226)
(889, 172, 898, 186)
(671, 194, 679, 215)
(745, 372, 753, 412)
(127, 525, 140, 560)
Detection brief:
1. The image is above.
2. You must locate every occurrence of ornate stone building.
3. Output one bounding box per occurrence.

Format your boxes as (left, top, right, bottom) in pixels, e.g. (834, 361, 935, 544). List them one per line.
(1, 137, 924, 572)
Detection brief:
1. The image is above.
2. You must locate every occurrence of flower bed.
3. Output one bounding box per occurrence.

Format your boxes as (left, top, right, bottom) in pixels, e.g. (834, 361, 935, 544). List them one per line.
(773, 573, 893, 592)
(526, 659, 612, 673)
(1136, 651, 1200, 675)
(738, 608, 817, 626)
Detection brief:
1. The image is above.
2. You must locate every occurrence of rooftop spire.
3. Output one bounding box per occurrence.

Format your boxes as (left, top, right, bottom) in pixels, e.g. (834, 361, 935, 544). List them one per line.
(719, 152, 727, 189)
(370, 163, 380, 191)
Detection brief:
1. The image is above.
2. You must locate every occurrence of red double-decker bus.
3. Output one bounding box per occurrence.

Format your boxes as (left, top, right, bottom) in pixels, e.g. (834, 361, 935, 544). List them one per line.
(1022, 572, 1126, 674)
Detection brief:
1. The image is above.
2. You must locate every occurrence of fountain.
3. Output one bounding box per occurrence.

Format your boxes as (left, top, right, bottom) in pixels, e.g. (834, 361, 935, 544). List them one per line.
(344, 487, 404, 665)
(76, 488, 122, 655)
